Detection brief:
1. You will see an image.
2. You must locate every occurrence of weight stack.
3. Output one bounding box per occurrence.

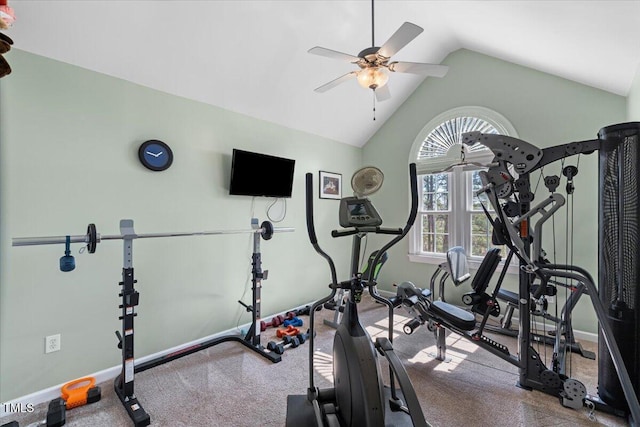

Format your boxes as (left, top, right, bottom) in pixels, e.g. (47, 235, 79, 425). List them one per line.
(597, 122, 640, 411)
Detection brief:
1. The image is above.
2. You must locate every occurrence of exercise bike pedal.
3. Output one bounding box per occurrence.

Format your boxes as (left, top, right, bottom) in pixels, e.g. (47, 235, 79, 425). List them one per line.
(388, 396, 408, 414)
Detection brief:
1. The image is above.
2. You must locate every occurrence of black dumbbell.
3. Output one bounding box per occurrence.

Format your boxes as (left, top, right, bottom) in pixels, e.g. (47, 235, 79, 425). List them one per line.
(295, 329, 316, 345)
(267, 334, 302, 355)
(293, 305, 322, 316)
(46, 398, 66, 427)
(283, 335, 300, 347)
(267, 340, 285, 355)
(260, 315, 284, 332)
(285, 306, 314, 318)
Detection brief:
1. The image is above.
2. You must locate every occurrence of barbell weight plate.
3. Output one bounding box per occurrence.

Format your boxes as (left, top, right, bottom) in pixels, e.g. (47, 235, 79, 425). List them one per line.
(87, 223, 97, 253)
(260, 221, 274, 240)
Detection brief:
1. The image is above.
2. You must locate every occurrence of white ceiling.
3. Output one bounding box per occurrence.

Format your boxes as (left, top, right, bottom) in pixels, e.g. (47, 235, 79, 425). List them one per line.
(6, 1, 640, 147)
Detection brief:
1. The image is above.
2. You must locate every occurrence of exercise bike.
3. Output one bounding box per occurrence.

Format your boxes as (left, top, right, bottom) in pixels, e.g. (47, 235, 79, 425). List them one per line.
(285, 164, 428, 427)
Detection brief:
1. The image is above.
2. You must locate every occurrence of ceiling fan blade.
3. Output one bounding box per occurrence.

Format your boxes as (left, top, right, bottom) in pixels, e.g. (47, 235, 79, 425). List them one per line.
(314, 72, 358, 93)
(377, 22, 423, 59)
(388, 61, 449, 77)
(374, 85, 391, 102)
(308, 46, 360, 62)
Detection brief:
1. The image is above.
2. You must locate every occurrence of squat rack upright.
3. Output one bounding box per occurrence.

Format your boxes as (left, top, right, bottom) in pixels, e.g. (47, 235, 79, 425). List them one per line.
(12, 218, 294, 427)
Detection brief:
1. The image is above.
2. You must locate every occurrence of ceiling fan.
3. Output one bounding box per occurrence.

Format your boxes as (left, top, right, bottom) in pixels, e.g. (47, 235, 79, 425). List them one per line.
(309, 0, 449, 103)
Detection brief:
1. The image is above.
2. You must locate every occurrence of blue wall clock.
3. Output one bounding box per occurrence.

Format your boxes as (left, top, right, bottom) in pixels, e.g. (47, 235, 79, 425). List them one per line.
(138, 140, 173, 171)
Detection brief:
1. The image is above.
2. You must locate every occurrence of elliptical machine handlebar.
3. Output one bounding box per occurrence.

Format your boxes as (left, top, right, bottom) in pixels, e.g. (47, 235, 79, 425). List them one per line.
(304, 172, 341, 392)
(368, 163, 419, 275)
(305, 173, 338, 286)
(366, 163, 418, 351)
(331, 227, 403, 238)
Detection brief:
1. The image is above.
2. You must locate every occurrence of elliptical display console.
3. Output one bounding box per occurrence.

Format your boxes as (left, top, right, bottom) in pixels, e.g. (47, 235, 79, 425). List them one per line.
(339, 197, 383, 227)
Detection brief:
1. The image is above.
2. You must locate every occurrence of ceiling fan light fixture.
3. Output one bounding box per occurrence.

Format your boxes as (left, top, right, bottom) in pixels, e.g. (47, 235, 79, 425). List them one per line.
(356, 67, 389, 90)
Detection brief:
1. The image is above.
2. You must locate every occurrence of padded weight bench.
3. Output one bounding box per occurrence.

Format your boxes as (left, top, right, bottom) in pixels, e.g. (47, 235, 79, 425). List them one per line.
(394, 247, 514, 360)
(393, 281, 475, 335)
(394, 247, 480, 335)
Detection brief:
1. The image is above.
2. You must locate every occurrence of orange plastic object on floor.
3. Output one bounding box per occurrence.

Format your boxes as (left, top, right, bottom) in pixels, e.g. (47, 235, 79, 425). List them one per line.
(61, 377, 95, 409)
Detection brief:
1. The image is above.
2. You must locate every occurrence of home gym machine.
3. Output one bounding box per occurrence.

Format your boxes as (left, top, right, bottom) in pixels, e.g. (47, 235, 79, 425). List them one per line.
(12, 218, 293, 427)
(394, 123, 640, 424)
(286, 163, 428, 427)
(465, 123, 640, 424)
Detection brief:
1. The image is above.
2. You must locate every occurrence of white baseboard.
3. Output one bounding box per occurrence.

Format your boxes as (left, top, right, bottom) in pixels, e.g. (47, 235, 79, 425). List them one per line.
(1, 302, 316, 419)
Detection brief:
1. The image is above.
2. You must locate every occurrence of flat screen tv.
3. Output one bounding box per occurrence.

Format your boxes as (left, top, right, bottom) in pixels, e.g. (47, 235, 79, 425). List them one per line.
(229, 149, 295, 198)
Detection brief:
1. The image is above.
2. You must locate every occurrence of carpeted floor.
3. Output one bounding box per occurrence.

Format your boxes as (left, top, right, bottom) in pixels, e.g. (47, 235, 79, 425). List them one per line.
(2, 295, 631, 426)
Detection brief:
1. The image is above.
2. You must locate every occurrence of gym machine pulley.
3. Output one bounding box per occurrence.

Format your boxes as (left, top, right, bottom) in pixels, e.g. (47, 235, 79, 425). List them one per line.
(12, 218, 292, 427)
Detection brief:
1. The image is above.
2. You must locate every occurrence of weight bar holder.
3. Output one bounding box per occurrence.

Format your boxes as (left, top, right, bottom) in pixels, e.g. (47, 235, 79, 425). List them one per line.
(12, 218, 293, 427)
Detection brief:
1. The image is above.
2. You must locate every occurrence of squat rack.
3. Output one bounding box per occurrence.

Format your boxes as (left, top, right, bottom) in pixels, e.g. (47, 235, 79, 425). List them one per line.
(12, 218, 294, 427)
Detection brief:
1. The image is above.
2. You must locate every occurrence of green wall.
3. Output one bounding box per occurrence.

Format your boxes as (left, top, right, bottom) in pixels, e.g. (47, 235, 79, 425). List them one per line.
(0, 47, 633, 403)
(0, 50, 361, 401)
(363, 49, 627, 335)
(629, 64, 640, 120)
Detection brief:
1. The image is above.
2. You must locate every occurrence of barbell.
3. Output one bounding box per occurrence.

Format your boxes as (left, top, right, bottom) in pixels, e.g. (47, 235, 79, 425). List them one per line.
(12, 220, 292, 253)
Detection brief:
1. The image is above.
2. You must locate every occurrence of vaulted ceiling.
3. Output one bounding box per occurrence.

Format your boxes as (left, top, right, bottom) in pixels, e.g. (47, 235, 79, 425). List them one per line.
(6, 1, 640, 146)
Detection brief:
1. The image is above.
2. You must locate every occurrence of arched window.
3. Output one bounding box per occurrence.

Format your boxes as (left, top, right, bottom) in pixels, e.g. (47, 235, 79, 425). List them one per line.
(408, 106, 518, 265)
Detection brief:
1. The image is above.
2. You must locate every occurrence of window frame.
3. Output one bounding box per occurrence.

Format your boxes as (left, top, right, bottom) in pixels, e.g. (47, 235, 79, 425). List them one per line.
(407, 106, 518, 272)
(419, 172, 452, 254)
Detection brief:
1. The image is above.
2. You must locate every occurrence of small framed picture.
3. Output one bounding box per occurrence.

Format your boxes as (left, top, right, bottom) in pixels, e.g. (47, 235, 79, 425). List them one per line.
(319, 171, 342, 199)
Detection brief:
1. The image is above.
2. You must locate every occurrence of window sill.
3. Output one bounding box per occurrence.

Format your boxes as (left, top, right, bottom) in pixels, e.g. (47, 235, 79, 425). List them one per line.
(408, 253, 520, 275)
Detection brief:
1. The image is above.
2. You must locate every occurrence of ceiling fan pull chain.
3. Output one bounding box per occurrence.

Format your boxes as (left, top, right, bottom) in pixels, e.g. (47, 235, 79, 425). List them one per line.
(372, 90, 376, 121)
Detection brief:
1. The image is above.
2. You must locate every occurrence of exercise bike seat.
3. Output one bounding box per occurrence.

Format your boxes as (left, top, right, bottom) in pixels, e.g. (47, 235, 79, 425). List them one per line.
(429, 300, 476, 331)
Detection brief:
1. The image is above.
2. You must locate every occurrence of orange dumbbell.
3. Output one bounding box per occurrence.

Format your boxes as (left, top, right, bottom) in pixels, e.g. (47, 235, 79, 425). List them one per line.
(276, 325, 301, 338)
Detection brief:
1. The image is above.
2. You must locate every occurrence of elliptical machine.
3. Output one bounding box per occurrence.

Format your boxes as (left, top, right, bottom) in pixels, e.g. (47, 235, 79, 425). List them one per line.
(286, 163, 428, 427)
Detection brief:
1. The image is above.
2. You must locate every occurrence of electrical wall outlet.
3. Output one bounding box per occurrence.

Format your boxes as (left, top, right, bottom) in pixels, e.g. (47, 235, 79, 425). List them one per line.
(45, 334, 61, 354)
